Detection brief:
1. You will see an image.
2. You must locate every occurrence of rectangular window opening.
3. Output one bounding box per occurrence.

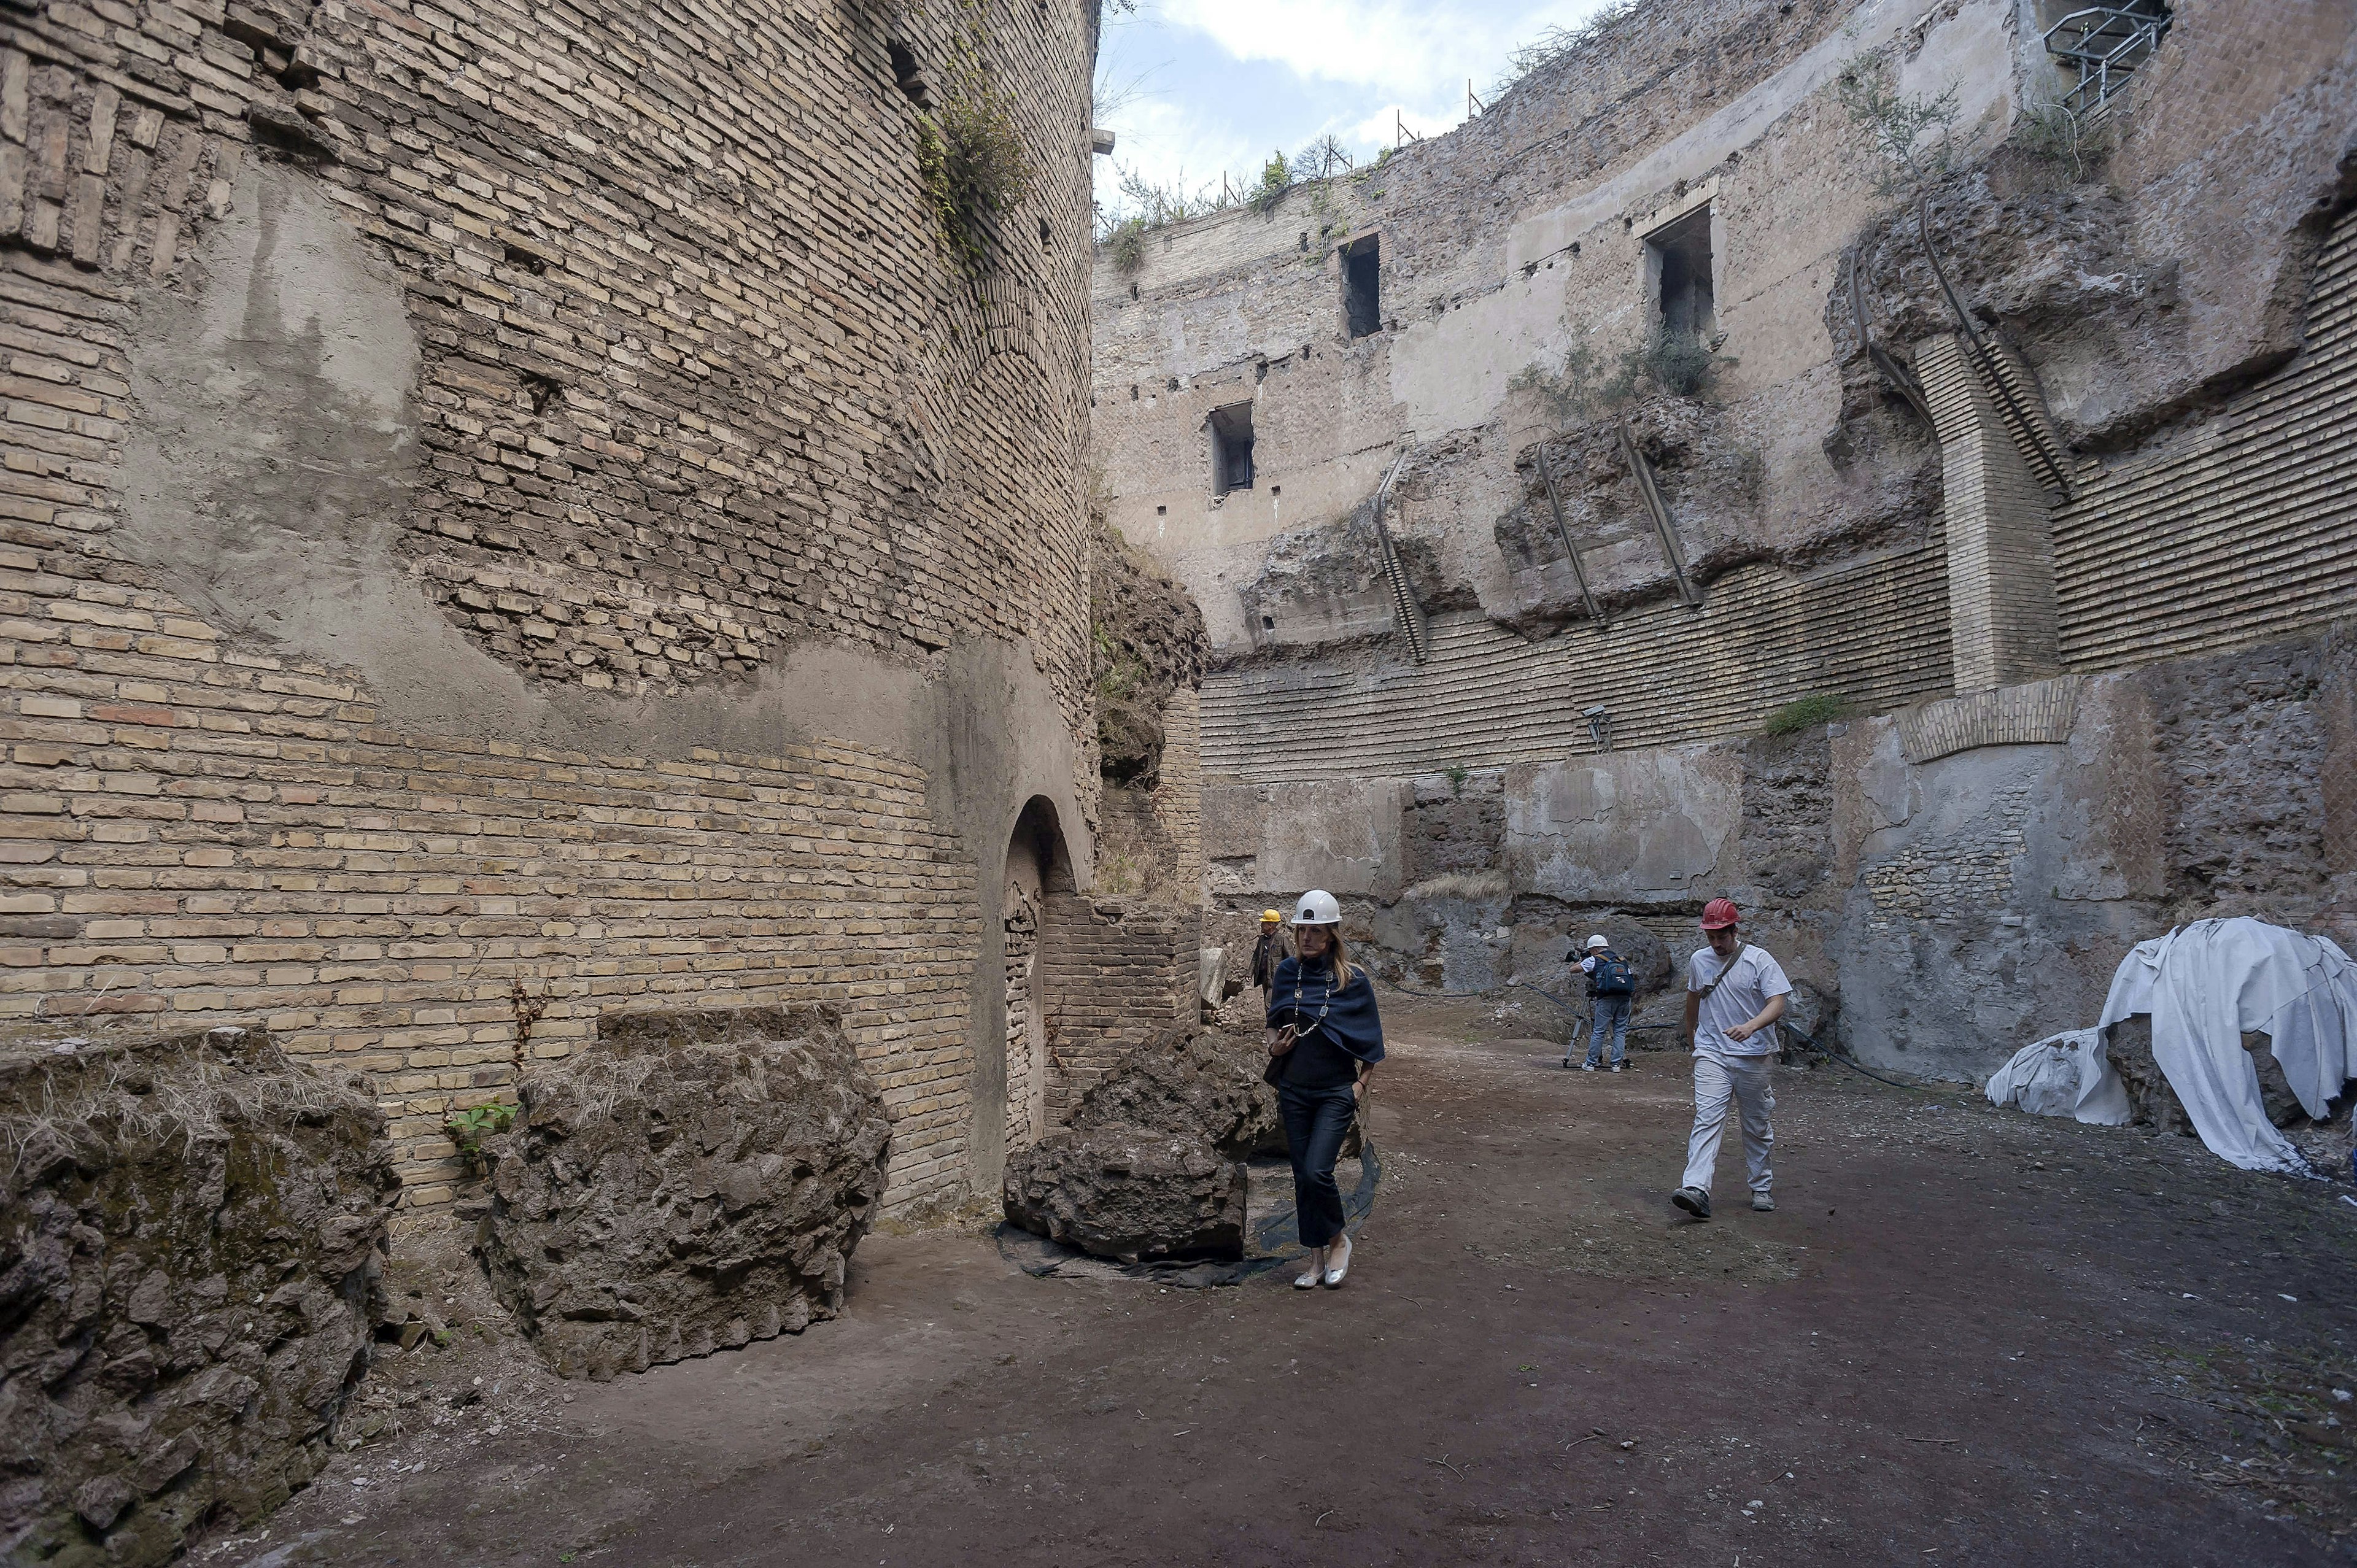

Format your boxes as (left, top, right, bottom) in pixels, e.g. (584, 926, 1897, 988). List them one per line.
(1210, 403, 1255, 495)
(1645, 206, 1715, 344)
(1342, 235, 1381, 339)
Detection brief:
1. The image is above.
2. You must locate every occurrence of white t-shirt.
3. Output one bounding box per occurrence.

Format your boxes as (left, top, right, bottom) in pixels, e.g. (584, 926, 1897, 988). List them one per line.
(1686, 943, 1793, 1056)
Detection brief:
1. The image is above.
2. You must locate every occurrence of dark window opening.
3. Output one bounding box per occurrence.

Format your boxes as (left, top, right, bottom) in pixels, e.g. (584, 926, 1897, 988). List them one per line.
(1038, 216, 1051, 247)
(1210, 403, 1255, 495)
(1342, 234, 1381, 338)
(1646, 205, 1715, 344)
(887, 42, 927, 106)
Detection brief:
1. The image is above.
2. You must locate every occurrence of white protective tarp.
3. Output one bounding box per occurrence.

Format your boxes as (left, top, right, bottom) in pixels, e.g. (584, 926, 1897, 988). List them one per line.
(2097, 917, 2357, 1175)
(1984, 1028, 2132, 1126)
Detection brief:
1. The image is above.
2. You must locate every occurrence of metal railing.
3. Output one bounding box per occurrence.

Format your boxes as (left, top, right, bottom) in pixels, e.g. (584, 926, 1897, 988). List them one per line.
(2042, 4, 2172, 116)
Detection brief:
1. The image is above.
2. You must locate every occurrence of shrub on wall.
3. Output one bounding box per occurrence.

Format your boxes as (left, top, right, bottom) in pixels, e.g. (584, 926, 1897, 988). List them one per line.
(1106, 216, 1147, 274)
(919, 41, 1035, 277)
(1763, 692, 1853, 735)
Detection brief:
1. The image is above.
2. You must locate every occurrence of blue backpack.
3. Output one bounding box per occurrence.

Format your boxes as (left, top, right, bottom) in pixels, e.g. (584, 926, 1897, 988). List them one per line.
(1589, 951, 1633, 998)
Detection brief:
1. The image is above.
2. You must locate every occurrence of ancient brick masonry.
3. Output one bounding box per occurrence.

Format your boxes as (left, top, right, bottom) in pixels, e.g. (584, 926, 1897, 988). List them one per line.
(1040, 892, 1196, 1120)
(0, 0, 1110, 1215)
(0, 0, 1096, 696)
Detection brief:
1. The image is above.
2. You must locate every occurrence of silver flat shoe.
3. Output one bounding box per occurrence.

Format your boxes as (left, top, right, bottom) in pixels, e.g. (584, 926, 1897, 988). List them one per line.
(1322, 1234, 1352, 1288)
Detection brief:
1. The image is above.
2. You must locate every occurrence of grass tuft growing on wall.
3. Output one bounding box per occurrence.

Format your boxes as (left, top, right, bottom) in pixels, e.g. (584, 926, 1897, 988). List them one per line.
(1762, 692, 1854, 736)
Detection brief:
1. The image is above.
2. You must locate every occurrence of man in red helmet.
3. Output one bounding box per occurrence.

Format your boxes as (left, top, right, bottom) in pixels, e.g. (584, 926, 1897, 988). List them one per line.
(1670, 898, 1792, 1221)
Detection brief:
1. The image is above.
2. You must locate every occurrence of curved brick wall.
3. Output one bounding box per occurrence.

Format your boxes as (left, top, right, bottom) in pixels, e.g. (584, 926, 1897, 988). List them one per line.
(0, 0, 1106, 1215)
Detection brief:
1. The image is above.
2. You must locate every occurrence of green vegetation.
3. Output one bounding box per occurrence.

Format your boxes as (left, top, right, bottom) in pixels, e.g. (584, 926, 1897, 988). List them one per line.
(1763, 693, 1854, 736)
(1251, 149, 1293, 212)
(1627, 325, 1723, 398)
(444, 1101, 518, 1170)
(1509, 325, 1736, 425)
(1446, 762, 1471, 797)
(1834, 51, 1962, 195)
(1105, 215, 1147, 274)
(918, 37, 1036, 277)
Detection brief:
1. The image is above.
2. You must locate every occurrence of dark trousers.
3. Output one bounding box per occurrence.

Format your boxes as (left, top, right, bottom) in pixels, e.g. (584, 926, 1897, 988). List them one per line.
(1278, 1082, 1357, 1248)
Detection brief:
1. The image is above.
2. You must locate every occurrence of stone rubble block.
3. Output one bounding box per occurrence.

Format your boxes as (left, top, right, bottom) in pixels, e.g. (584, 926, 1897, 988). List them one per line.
(1003, 1024, 1292, 1262)
(1002, 1126, 1247, 1263)
(476, 1006, 890, 1381)
(0, 1025, 398, 1568)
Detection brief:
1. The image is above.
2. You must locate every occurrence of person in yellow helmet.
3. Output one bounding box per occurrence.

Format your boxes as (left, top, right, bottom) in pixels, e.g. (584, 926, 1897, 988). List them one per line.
(1248, 907, 1288, 992)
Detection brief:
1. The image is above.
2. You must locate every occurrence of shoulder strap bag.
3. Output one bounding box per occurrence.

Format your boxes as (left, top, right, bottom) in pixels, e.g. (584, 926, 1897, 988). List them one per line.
(1692, 944, 1749, 1003)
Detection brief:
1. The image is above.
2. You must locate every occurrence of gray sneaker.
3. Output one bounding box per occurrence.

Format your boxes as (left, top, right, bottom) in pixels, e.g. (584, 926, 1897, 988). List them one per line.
(1672, 1186, 1711, 1219)
(1752, 1192, 1775, 1212)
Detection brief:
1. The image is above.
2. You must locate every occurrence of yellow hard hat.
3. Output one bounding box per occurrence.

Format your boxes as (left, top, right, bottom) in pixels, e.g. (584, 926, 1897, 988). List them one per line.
(1260, 909, 1283, 923)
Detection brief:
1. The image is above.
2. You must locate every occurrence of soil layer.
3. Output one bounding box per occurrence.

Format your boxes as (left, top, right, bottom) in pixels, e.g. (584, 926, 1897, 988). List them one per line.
(209, 996, 2357, 1566)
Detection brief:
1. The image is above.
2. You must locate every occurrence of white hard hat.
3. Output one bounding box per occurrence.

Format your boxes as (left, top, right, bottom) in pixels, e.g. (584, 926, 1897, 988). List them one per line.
(1290, 889, 1342, 927)
(1585, 933, 1611, 949)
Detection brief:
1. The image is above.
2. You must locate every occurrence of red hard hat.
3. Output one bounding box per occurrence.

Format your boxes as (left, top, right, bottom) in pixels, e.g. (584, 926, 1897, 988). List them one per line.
(1700, 898, 1740, 930)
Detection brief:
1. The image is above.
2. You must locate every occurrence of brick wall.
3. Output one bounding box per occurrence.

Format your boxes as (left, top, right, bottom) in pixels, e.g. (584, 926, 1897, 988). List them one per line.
(0, 0, 1096, 709)
(1200, 551, 1953, 784)
(2054, 206, 2357, 673)
(1039, 890, 1194, 1121)
(0, 0, 1104, 1217)
(0, 565, 981, 1210)
(1917, 333, 2062, 693)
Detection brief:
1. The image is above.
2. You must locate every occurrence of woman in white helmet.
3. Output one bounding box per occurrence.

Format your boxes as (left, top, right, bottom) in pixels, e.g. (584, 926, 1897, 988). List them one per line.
(1264, 889, 1385, 1289)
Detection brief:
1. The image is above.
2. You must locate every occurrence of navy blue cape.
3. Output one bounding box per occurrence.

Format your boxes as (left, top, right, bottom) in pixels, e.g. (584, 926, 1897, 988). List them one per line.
(1264, 956, 1386, 1065)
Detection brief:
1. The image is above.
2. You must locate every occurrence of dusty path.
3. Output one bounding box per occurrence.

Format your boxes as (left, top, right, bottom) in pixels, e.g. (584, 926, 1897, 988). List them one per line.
(217, 998, 2357, 1566)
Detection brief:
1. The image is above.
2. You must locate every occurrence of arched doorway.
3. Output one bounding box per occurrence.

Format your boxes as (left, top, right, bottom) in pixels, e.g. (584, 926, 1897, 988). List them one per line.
(1004, 797, 1070, 1156)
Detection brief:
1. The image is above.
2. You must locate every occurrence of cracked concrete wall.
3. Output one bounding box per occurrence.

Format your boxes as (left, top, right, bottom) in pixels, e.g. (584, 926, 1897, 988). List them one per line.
(1194, 619, 2357, 1082)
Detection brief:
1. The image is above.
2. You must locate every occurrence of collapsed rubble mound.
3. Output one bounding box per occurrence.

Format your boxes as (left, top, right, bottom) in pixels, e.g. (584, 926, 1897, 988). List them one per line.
(1495, 396, 1771, 633)
(1091, 519, 1209, 786)
(1003, 1025, 1282, 1262)
(0, 1026, 397, 1568)
(477, 1006, 889, 1381)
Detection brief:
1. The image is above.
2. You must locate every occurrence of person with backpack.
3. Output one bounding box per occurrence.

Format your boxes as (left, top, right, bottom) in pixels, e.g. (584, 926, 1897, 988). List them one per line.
(1575, 933, 1635, 1072)
(1671, 898, 1792, 1221)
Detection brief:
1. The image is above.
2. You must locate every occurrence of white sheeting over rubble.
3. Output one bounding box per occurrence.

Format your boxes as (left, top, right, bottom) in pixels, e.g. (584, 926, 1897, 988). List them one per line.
(1984, 1028, 2132, 1126)
(2097, 917, 2357, 1175)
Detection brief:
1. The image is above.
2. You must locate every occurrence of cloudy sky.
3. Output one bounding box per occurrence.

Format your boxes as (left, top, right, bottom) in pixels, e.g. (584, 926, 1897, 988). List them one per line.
(1091, 0, 1623, 223)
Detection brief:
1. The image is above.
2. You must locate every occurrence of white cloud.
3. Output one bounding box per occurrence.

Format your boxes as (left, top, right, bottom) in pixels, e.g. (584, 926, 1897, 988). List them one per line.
(1157, 0, 1612, 102)
(1092, 0, 1627, 215)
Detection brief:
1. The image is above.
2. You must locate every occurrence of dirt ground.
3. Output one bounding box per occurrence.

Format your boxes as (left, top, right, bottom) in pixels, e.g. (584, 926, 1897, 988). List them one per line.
(208, 996, 2357, 1567)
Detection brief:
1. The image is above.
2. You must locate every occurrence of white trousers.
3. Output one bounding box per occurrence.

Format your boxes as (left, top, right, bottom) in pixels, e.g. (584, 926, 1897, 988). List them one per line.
(1682, 1050, 1775, 1195)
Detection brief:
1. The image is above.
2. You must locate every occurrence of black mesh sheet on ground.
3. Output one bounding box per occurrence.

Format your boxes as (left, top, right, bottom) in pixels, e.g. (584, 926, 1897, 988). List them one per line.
(995, 1141, 1382, 1288)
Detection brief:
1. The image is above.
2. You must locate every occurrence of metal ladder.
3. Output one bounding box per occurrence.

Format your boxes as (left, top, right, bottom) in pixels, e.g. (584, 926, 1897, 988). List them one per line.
(2043, 4, 2172, 117)
(1369, 450, 1430, 665)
